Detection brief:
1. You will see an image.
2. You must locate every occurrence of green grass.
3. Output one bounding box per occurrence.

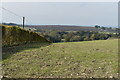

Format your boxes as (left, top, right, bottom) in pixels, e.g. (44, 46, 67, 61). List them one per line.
(2, 39, 118, 78)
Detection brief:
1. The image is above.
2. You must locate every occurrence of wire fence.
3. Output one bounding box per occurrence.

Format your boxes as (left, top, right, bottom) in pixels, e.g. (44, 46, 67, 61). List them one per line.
(2, 7, 22, 17)
(1, 7, 25, 28)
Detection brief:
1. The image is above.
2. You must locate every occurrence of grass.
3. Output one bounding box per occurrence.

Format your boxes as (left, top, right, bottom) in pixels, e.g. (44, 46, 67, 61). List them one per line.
(2, 39, 118, 78)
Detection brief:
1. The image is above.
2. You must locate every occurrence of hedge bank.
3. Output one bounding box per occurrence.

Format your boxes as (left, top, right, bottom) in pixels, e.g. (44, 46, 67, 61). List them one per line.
(1, 25, 51, 46)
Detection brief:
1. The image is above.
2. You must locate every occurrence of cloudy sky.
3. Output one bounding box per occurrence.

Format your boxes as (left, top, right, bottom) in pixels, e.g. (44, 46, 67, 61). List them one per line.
(2, 2, 118, 27)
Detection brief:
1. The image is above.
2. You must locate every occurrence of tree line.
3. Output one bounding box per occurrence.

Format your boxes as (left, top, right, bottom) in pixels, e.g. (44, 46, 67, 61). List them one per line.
(36, 30, 120, 43)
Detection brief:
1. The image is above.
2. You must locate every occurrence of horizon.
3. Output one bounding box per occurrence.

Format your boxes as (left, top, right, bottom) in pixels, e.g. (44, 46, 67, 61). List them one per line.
(2, 22, 118, 28)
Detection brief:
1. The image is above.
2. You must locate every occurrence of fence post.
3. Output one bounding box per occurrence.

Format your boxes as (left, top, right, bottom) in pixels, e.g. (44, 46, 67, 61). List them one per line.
(23, 17, 25, 29)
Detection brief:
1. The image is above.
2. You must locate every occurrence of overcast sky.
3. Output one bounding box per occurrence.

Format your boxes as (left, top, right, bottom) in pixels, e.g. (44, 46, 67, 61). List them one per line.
(2, 2, 118, 27)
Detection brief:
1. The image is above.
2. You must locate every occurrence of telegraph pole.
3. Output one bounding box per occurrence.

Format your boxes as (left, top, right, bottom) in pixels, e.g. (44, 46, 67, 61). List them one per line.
(23, 17, 25, 29)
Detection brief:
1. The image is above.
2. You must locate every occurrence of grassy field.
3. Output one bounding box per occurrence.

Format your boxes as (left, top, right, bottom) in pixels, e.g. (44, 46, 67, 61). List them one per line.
(2, 39, 118, 78)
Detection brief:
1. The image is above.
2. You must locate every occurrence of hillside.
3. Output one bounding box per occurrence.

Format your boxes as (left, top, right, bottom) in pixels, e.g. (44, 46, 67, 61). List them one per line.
(26, 25, 117, 33)
(2, 23, 117, 33)
(2, 39, 118, 78)
(26, 25, 99, 31)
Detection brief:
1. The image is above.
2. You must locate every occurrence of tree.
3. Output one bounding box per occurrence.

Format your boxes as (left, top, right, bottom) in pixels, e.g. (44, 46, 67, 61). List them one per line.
(49, 31, 62, 42)
(84, 36, 90, 41)
(64, 33, 74, 42)
(101, 27, 106, 30)
(70, 36, 82, 42)
(95, 25, 100, 28)
(90, 34, 95, 40)
(94, 34, 100, 40)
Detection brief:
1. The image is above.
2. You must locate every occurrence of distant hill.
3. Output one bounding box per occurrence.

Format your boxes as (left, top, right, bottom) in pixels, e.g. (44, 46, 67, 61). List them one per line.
(2, 23, 117, 33)
(27, 25, 118, 33)
(2, 23, 18, 26)
(27, 25, 99, 31)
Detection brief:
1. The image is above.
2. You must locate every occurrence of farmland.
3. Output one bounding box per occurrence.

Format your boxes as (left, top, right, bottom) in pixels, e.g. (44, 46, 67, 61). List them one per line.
(2, 39, 118, 78)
